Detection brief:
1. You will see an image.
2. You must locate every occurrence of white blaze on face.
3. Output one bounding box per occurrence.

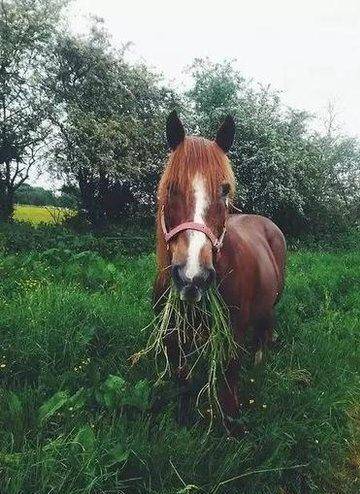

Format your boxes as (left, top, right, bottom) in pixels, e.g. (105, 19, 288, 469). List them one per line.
(184, 174, 208, 281)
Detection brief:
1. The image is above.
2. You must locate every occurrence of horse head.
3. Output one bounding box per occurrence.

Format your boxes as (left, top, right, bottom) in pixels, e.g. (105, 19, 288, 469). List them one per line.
(157, 111, 236, 302)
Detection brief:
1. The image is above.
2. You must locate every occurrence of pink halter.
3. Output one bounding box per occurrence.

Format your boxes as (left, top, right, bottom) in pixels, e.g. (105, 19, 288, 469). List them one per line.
(160, 205, 226, 252)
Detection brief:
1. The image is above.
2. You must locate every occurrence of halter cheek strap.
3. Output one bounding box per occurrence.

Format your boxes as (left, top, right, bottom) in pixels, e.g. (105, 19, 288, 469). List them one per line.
(160, 205, 226, 252)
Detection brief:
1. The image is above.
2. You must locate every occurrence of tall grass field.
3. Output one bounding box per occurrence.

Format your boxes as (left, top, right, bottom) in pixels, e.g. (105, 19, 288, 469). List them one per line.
(13, 205, 71, 225)
(0, 225, 359, 493)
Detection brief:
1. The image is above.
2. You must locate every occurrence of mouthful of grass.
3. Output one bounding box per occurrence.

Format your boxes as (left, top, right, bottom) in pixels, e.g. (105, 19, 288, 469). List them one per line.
(131, 284, 240, 426)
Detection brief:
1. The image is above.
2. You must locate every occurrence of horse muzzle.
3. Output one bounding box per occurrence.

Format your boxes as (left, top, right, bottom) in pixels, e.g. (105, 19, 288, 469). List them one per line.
(171, 264, 215, 303)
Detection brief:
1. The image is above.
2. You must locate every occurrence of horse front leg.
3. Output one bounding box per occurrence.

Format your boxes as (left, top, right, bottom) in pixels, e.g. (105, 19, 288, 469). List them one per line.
(217, 308, 247, 435)
(218, 357, 240, 416)
(176, 364, 192, 426)
(218, 357, 242, 434)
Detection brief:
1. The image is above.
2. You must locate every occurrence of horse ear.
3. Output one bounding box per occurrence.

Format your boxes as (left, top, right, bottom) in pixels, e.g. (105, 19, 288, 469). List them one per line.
(215, 115, 235, 153)
(166, 110, 185, 151)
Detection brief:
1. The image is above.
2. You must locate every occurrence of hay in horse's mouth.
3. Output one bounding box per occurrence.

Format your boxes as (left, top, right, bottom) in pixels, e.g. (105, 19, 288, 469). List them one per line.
(131, 284, 239, 425)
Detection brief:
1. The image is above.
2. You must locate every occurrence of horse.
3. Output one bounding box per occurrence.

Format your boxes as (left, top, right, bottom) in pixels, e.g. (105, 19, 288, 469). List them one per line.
(154, 110, 286, 431)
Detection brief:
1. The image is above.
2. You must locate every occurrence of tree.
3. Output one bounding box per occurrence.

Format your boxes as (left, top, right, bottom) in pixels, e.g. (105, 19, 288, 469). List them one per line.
(14, 183, 57, 206)
(186, 58, 360, 235)
(47, 21, 179, 228)
(0, 0, 65, 221)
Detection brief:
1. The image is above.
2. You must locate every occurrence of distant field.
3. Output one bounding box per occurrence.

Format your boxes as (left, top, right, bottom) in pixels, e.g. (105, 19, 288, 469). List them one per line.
(14, 204, 71, 224)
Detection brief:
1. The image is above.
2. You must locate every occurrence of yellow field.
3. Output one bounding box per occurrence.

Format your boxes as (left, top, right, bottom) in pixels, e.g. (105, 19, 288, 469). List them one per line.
(14, 204, 71, 225)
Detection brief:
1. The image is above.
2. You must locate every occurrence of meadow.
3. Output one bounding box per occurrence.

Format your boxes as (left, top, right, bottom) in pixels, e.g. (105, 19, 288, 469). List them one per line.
(0, 219, 359, 493)
(13, 205, 71, 225)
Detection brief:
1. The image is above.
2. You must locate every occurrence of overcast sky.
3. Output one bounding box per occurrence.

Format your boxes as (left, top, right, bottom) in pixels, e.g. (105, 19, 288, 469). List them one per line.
(68, 0, 360, 136)
(36, 0, 360, 188)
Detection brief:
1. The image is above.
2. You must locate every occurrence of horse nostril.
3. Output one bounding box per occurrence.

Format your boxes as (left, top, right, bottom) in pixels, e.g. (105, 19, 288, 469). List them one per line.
(172, 264, 215, 292)
(171, 263, 188, 288)
(193, 267, 216, 290)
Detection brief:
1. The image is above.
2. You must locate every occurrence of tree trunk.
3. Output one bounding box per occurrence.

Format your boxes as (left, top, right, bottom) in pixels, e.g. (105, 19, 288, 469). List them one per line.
(97, 165, 108, 229)
(78, 167, 107, 230)
(0, 164, 15, 222)
(0, 192, 14, 222)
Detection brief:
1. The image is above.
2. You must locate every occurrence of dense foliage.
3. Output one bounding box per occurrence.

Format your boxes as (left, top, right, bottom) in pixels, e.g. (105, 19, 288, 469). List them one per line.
(14, 184, 76, 208)
(187, 59, 360, 234)
(1, 0, 359, 236)
(0, 0, 66, 220)
(0, 220, 154, 256)
(45, 21, 179, 227)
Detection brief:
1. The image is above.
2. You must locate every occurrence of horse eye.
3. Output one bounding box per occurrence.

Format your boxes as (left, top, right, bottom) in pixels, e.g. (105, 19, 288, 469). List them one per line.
(221, 183, 230, 198)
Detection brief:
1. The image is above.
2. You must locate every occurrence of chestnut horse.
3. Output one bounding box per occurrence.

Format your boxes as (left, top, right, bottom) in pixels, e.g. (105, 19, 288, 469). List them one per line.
(154, 111, 286, 429)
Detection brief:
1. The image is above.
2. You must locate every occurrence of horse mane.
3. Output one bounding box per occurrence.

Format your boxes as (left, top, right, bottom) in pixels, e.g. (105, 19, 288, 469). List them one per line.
(156, 136, 236, 278)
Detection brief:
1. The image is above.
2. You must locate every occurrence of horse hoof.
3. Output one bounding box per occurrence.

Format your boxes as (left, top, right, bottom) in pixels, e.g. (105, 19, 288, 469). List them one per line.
(254, 348, 263, 366)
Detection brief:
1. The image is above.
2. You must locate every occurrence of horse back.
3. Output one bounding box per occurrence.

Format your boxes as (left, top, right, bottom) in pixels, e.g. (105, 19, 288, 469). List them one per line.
(216, 214, 286, 324)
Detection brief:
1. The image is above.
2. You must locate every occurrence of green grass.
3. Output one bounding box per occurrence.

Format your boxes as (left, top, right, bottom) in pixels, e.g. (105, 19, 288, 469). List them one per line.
(13, 204, 71, 225)
(0, 233, 359, 493)
(134, 284, 238, 425)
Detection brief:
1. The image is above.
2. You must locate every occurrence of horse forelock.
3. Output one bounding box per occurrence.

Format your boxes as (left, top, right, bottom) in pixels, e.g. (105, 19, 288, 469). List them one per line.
(158, 136, 235, 207)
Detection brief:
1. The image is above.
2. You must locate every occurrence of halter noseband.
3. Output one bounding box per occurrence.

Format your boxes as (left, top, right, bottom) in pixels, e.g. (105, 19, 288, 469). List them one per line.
(160, 205, 226, 252)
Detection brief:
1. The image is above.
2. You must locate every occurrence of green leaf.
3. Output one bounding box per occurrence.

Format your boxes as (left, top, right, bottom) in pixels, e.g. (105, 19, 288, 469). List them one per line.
(177, 486, 200, 493)
(97, 374, 126, 410)
(67, 387, 87, 411)
(106, 263, 117, 274)
(104, 374, 126, 393)
(73, 425, 95, 454)
(111, 444, 130, 463)
(123, 379, 151, 411)
(8, 391, 22, 415)
(39, 390, 70, 423)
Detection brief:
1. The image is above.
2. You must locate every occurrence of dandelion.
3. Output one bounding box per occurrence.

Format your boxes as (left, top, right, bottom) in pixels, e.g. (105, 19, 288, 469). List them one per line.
(249, 399, 255, 404)
(0, 363, 6, 368)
